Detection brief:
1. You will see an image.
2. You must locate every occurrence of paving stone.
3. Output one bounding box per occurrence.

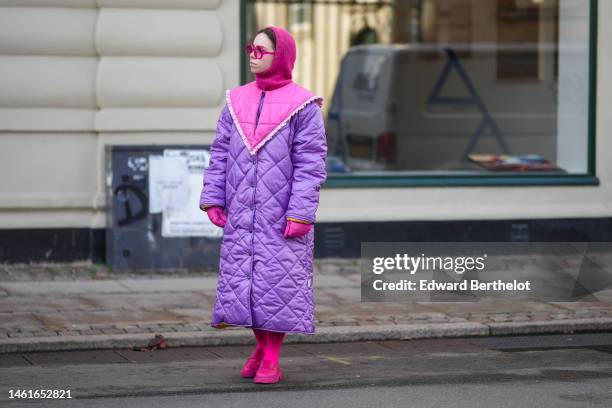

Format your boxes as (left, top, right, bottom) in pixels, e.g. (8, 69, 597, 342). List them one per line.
(56, 331, 82, 336)
(31, 331, 59, 337)
(81, 292, 209, 310)
(117, 277, 217, 293)
(448, 317, 469, 323)
(7, 332, 34, 338)
(179, 324, 205, 331)
(168, 308, 211, 322)
(66, 324, 93, 331)
(2, 258, 612, 353)
(77, 329, 105, 335)
(34, 310, 183, 329)
(124, 327, 148, 334)
(99, 328, 128, 335)
(113, 324, 140, 329)
(0, 281, 128, 295)
(313, 275, 356, 289)
(0, 314, 44, 330)
(422, 300, 563, 315)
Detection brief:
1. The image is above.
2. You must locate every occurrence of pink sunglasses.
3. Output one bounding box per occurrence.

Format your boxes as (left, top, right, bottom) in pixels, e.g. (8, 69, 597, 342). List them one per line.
(245, 43, 276, 60)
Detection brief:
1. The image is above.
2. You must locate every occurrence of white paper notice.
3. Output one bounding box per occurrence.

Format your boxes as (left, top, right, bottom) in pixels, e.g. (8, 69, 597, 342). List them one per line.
(148, 149, 223, 238)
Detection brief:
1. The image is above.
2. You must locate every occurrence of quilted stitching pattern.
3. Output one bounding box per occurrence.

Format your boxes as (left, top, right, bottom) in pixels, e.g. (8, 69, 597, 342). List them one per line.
(200, 84, 327, 335)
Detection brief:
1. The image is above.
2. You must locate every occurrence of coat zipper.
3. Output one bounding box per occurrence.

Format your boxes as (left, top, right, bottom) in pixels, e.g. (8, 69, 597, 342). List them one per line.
(254, 91, 265, 132)
(249, 90, 264, 327)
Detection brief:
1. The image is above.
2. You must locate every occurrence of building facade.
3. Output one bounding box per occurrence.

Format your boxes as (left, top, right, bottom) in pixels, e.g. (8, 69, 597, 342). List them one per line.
(0, 0, 609, 262)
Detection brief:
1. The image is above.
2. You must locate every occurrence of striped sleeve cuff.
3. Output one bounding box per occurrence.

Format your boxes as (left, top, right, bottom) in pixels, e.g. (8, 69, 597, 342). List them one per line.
(200, 204, 219, 211)
(287, 217, 312, 224)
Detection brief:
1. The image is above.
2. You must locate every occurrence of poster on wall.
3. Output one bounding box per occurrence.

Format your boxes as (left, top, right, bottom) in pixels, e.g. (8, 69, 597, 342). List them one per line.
(149, 149, 224, 238)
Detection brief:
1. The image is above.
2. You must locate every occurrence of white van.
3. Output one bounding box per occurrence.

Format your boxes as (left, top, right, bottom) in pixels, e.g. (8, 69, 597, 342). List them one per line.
(326, 43, 558, 172)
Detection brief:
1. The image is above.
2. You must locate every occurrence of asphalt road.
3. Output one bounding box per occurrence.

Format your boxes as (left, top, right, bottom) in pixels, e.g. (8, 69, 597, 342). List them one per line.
(2, 333, 612, 407)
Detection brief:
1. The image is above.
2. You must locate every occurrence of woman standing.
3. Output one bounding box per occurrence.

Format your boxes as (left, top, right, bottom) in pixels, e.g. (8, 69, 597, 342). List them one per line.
(199, 26, 327, 384)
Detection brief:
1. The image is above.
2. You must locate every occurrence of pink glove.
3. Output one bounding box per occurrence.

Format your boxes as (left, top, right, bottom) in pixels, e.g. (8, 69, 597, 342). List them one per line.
(205, 206, 227, 228)
(284, 219, 312, 238)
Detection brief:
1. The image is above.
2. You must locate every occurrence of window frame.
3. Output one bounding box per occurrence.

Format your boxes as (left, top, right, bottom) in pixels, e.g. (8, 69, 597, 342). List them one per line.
(240, 0, 599, 188)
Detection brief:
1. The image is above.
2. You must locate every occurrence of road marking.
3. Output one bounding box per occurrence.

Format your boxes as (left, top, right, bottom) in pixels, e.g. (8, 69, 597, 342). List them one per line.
(318, 355, 352, 365)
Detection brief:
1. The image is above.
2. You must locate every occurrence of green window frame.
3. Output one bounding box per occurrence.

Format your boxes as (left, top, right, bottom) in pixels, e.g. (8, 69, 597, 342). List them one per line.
(240, 0, 598, 188)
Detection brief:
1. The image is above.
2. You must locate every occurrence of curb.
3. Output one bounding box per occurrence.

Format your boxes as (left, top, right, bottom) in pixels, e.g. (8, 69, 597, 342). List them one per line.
(2, 319, 612, 354)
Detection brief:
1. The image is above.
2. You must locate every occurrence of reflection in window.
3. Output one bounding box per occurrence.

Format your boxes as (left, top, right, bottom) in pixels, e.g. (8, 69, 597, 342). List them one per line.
(289, 3, 312, 31)
(421, 0, 472, 58)
(327, 0, 590, 176)
(497, 0, 543, 80)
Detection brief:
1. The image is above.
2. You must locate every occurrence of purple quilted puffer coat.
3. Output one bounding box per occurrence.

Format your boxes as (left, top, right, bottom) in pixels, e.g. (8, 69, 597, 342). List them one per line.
(200, 81, 327, 335)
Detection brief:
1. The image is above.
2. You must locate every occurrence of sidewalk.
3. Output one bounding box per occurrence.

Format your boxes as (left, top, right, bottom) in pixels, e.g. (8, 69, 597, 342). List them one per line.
(1, 258, 612, 353)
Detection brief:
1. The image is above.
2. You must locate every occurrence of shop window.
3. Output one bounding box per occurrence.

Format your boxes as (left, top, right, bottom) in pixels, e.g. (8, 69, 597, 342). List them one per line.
(245, 0, 596, 186)
(325, 0, 594, 183)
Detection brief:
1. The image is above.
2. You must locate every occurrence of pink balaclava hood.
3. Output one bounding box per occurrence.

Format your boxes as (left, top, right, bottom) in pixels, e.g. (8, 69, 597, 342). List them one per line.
(226, 26, 322, 156)
(255, 26, 296, 91)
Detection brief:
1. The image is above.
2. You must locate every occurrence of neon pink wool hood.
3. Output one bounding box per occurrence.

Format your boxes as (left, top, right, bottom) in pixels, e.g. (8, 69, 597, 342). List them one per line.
(226, 26, 323, 155)
(255, 26, 296, 91)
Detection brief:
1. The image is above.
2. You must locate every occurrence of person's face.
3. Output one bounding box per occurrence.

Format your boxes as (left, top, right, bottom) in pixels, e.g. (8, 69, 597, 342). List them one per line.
(248, 32, 275, 74)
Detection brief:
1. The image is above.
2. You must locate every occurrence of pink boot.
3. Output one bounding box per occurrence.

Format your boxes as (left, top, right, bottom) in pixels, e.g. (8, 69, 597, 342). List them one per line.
(254, 331, 285, 384)
(241, 356, 262, 378)
(241, 328, 267, 378)
(253, 360, 283, 384)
